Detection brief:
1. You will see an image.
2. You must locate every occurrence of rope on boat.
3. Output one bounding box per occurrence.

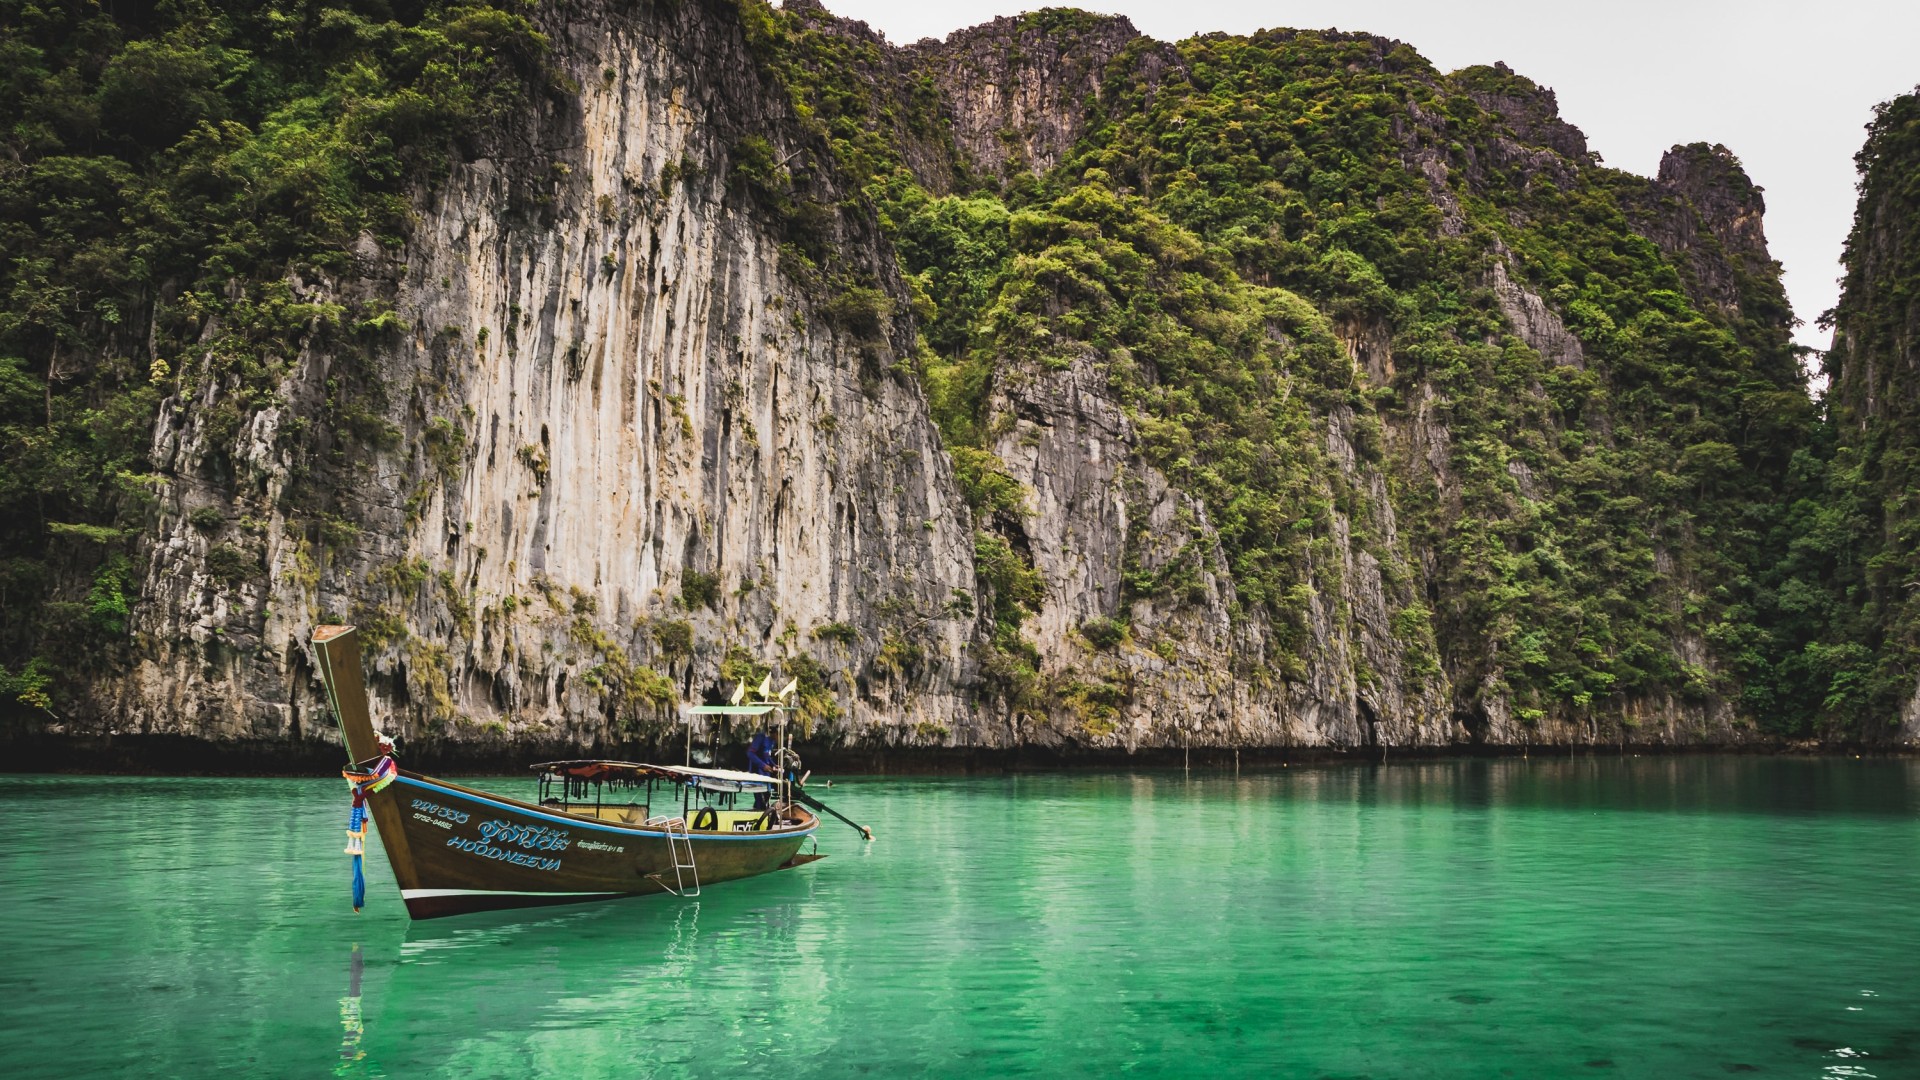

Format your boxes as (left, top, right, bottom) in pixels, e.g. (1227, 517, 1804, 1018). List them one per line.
(340, 747, 396, 913)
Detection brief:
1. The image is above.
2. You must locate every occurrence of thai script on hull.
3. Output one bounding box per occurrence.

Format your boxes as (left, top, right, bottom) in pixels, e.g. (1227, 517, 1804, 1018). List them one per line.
(477, 819, 572, 852)
(446, 835, 563, 871)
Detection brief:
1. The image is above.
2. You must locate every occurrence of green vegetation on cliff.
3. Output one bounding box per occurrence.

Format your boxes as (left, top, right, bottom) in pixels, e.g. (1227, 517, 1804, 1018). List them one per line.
(0, 0, 548, 708)
(1814, 88, 1920, 727)
(1064, 35, 1814, 725)
(744, 6, 1860, 735)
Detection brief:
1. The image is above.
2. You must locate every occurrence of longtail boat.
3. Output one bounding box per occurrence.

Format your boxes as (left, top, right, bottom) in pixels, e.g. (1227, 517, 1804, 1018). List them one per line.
(313, 624, 832, 919)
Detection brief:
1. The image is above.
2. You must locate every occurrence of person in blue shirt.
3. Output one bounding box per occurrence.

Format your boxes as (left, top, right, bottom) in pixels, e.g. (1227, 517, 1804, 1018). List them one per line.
(747, 730, 776, 775)
(747, 730, 777, 810)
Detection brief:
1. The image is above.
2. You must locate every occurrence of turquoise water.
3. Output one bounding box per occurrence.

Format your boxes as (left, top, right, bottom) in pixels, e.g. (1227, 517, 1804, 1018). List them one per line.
(3, 756, 1919, 1077)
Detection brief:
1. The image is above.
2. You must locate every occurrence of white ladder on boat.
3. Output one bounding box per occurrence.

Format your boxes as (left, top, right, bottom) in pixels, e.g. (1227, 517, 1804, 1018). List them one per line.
(647, 816, 700, 897)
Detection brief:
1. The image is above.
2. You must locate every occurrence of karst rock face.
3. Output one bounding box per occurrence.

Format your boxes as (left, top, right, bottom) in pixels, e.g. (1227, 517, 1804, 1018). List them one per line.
(1626, 142, 1783, 320)
(121, 0, 980, 757)
(65, 0, 1813, 762)
(904, 12, 1165, 182)
(1824, 89, 1920, 744)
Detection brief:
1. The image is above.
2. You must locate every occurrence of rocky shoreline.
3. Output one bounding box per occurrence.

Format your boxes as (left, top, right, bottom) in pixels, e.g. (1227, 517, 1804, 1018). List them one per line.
(8, 731, 1901, 778)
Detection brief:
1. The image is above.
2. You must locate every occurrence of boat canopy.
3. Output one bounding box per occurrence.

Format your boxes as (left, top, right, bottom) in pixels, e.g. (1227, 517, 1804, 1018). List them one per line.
(532, 759, 781, 792)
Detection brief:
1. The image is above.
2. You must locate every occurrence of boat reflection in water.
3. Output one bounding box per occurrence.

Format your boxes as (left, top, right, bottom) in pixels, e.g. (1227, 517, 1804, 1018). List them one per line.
(312, 625, 830, 919)
(335, 944, 363, 1076)
(337, 858, 832, 1075)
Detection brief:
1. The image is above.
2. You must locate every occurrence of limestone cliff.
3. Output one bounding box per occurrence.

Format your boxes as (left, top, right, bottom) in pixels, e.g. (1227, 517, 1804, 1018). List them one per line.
(1, 0, 1832, 764)
(903, 11, 1174, 182)
(1622, 142, 1794, 338)
(118, 0, 981, 755)
(1823, 88, 1920, 742)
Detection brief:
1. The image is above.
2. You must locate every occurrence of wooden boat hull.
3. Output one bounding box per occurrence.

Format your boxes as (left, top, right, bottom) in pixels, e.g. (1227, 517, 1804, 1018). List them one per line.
(367, 771, 818, 918)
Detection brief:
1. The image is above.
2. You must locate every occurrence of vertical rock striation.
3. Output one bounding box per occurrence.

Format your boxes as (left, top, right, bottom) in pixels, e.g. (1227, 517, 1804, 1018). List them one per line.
(27, 2, 1836, 762)
(119, 0, 980, 754)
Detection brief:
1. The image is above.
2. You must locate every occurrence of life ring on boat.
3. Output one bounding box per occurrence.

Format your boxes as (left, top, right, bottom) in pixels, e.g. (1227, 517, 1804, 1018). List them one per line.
(689, 806, 719, 831)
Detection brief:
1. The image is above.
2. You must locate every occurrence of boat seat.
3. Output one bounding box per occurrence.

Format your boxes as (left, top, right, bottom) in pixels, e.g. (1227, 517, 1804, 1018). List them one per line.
(732, 811, 773, 832)
(619, 804, 649, 824)
(689, 806, 718, 831)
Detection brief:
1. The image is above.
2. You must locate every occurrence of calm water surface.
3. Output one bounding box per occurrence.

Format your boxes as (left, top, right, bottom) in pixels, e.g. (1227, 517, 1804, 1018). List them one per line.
(4, 756, 1919, 1078)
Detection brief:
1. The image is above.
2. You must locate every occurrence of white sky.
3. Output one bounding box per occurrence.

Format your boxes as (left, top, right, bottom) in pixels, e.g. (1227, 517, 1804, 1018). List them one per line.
(809, 0, 1920, 355)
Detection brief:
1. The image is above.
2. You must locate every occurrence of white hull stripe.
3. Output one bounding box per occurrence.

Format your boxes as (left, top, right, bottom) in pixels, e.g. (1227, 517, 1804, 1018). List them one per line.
(402, 888, 624, 900)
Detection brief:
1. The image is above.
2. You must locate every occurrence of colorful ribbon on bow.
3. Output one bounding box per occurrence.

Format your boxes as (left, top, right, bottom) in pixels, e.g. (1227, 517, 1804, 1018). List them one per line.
(341, 754, 397, 912)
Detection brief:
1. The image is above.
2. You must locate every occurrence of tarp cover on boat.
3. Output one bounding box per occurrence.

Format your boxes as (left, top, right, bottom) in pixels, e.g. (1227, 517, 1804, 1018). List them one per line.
(531, 760, 781, 792)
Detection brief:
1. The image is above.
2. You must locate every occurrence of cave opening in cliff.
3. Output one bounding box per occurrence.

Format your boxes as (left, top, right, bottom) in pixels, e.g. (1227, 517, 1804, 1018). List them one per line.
(1358, 696, 1381, 748)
